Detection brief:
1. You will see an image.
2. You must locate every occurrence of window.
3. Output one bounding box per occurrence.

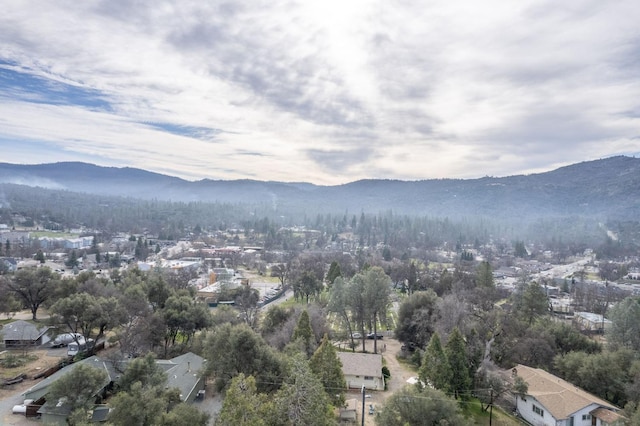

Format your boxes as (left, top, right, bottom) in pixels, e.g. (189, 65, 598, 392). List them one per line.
(364, 376, 373, 380)
(582, 414, 591, 421)
(532, 404, 544, 417)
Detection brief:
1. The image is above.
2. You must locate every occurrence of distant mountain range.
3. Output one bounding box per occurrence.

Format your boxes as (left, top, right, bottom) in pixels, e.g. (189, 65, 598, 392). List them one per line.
(1, 156, 639, 220)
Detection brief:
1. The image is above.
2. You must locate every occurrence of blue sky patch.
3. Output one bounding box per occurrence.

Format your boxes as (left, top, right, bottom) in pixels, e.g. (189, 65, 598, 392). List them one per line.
(145, 122, 223, 140)
(0, 60, 111, 110)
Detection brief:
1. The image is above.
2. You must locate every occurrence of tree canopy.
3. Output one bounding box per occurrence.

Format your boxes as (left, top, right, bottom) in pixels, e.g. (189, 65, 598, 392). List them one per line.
(375, 385, 465, 426)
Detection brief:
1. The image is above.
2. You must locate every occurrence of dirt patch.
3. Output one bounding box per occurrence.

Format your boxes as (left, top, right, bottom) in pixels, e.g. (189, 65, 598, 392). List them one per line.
(0, 347, 67, 399)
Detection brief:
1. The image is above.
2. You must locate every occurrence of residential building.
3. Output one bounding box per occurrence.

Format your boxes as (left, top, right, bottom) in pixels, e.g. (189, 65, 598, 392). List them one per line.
(337, 352, 384, 390)
(514, 364, 624, 426)
(573, 311, 612, 333)
(2, 320, 52, 348)
(22, 352, 206, 424)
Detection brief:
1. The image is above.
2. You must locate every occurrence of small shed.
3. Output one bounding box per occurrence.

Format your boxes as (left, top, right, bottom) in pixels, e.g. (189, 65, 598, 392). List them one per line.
(2, 320, 51, 348)
(338, 398, 359, 423)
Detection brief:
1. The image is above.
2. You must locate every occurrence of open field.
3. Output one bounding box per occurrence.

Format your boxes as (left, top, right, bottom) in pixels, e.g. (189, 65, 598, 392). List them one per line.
(28, 231, 79, 239)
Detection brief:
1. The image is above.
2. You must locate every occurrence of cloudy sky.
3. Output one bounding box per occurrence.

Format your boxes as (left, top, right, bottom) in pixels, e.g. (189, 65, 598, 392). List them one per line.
(1, 1, 639, 184)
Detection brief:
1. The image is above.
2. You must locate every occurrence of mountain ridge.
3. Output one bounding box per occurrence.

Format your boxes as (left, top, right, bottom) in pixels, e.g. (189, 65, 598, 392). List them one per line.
(0, 156, 638, 220)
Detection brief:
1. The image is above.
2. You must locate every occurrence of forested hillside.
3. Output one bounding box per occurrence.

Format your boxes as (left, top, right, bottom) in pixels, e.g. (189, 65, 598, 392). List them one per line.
(1, 156, 639, 220)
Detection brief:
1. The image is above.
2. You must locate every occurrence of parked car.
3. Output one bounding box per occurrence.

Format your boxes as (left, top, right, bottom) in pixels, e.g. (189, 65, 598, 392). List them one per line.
(67, 337, 95, 357)
(367, 332, 384, 340)
(51, 333, 82, 348)
(351, 332, 363, 339)
(401, 342, 417, 352)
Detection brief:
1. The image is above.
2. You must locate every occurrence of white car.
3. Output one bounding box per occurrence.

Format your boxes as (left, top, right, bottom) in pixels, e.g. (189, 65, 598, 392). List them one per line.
(51, 333, 82, 348)
(351, 332, 363, 339)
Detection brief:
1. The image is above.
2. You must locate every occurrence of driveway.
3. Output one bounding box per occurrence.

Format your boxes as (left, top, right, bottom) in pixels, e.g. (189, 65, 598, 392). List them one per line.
(0, 386, 33, 426)
(343, 337, 415, 426)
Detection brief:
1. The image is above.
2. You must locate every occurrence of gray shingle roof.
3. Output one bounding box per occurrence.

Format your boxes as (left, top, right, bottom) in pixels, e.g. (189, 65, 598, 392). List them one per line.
(337, 352, 382, 378)
(2, 320, 50, 342)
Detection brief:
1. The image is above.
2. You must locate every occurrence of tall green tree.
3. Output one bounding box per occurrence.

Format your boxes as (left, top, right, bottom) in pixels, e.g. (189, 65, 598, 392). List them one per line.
(476, 261, 494, 288)
(348, 273, 368, 352)
(215, 374, 269, 426)
(292, 310, 315, 357)
(328, 277, 357, 351)
(0, 277, 21, 315)
(518, 281, 549, 324)
(310, 334, 346, 406)
(375, 385, 465, 426)
(608, 297, 640, 352)
(108, 381, 181, 426)
(161, 293, 211, 353)
(273, 355, 334, 426)
(47, 363, 108, 425)
(159, 403, 209, 426)
(293, 271, 322, 303)
(445, 327, 471, 399)
(407, 261, 418, 294)
(50, 293, 123, 343)
(4, 267, 57, 320)
(325, 261, 342, 286)
(363, 266, 391, 353)
(117, 353, 167, 392)
(514, 241, 527, 258)
(419, 332, 451, 392)
(205, 323, 284, 393)
(395, 289, 439, 348)
(235, 285, 260, 329)
(66, 249, 79, 268)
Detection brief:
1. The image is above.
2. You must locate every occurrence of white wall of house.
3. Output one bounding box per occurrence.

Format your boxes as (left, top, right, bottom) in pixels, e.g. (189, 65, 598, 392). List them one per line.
(517, 396, 606, 426)
(566, 404, 604, 426)
(344, 374, 383, 391)
(516, 396, 557, 426)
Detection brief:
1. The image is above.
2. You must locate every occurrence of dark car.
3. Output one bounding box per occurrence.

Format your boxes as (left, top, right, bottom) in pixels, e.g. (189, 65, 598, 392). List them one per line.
(401, 342, 417, 352)
(367, 332, 384, 340)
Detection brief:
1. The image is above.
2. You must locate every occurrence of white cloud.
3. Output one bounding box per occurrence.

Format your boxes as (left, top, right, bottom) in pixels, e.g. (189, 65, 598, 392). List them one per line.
(0, 0, 639, 184)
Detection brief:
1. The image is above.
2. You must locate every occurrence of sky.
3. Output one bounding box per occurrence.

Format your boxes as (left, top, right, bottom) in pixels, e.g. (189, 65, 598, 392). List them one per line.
(1, 1, 639, 185)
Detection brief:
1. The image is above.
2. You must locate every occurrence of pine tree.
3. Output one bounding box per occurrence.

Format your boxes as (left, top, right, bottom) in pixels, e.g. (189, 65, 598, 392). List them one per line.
(445, 327, 471, 399)
(274, 356, 334, 426)
(325, 261, 342, 286)
(419, 332, 452, 392)
(292, 310, 315, 356)
(66, 250, 78, 268)
(476, 261, 494, 288)
(310, 334, 346, 406)
(407, 262, 418, 294)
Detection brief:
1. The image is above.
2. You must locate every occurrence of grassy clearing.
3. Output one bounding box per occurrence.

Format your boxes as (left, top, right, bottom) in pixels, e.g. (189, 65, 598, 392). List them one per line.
(463, 399, 523, 426)
(30, 231, 78, 238)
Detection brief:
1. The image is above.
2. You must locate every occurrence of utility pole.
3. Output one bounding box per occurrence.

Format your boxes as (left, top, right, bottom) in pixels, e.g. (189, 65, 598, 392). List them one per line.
(361, 385, 366, 426)
(489, 387, 493, 426)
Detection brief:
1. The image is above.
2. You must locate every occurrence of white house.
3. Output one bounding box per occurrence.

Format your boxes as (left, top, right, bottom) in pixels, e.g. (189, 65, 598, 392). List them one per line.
(337, 352, 384, 391)
(514, 364, 625, 426)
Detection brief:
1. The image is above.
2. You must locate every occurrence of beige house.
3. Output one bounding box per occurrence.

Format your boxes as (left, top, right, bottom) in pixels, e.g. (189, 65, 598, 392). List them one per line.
(337, 352, 384, 391)
(514, 364, 625, 426)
